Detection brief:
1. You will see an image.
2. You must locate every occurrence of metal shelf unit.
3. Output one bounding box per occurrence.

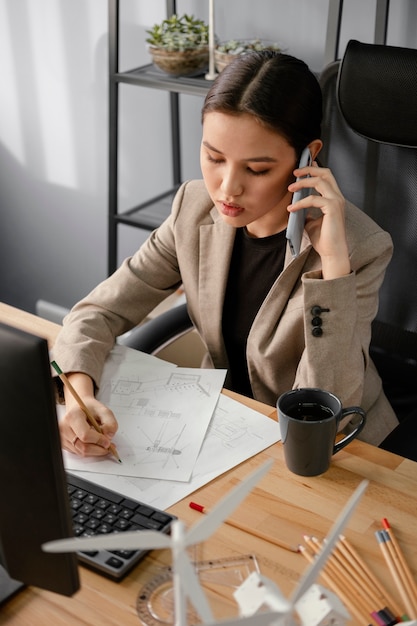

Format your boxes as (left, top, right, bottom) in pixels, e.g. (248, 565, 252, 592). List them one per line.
(108, 0, 214, 274)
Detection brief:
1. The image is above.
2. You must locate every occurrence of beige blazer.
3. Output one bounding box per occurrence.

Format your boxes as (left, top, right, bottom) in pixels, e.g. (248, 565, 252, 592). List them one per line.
(54, 180, 398, 445)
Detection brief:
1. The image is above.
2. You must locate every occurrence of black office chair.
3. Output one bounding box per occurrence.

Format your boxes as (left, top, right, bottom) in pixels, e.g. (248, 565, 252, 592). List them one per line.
(119, 301, 196, 359)
(319, 40, 417, 458)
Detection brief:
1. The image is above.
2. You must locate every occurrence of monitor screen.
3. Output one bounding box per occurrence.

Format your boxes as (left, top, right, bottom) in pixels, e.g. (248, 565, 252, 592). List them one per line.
(0, 323, 79, 602)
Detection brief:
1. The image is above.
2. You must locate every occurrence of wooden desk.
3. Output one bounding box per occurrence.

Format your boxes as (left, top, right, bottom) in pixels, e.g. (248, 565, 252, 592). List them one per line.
(1, 302, 417, 626)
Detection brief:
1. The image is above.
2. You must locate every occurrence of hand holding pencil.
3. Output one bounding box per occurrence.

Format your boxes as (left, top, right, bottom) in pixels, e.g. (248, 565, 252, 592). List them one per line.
(51, 361, 122, 463)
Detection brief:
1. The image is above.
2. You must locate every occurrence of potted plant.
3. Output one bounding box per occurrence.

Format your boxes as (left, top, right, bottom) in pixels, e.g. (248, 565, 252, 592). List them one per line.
(214, 39, 282, 73)
(146, 14, 210, 77)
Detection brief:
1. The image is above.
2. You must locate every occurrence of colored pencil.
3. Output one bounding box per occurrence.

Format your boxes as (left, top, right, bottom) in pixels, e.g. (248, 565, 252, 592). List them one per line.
(305, 535, 379, 624)
(299, 543, 370, 625)
(382, 519, 417, 616)
(300, 533, 412, 625)
(51, 360, 122, 463)
(189, 501, 299, 553)
(375, 530, 415, 620)
(338, 534, 404, 619)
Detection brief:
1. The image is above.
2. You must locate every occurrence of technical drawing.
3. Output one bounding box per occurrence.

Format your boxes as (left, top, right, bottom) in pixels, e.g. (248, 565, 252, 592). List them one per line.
(65, 365, 227, 482)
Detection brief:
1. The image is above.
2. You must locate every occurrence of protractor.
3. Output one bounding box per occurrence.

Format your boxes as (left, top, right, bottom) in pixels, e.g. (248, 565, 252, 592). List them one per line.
(136, 566, 200, 626)
(136, 555, 258, 626)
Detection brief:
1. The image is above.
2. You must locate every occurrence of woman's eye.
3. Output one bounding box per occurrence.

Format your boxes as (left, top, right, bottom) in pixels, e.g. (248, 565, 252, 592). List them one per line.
(205, 153, 269, 175)
(207, 154, 223, 164)
(248, 168, 269, 176)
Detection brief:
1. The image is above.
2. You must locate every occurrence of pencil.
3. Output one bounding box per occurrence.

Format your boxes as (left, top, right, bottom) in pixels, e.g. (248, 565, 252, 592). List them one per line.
(375, 530, 415, 620)
(304, 535, 378, 623)
(299, 543, 371, 625)
(338, 534, 404, 620)
(189, 501, 299, 553)
(383, 532, 417, 618)
(51, 361, 122, 463)
(382, 518, 417, 615)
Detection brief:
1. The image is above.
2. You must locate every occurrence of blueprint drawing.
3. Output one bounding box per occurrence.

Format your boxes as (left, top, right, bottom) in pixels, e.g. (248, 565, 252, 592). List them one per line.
(63, 345, 226, 482)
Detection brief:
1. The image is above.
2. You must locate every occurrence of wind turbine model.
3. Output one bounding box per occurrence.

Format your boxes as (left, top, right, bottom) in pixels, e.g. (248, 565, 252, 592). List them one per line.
(44, 459, 273, 626)
(217, 479, 368, 626)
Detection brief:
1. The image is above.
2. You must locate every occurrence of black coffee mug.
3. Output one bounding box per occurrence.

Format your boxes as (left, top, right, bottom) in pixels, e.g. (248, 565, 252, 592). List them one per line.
(277, 388, 366, 476)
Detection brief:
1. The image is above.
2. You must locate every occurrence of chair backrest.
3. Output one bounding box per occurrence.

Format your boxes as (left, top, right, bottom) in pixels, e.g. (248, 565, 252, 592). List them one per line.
(319, 40, 417, 421)
(119, 303, 206, 367)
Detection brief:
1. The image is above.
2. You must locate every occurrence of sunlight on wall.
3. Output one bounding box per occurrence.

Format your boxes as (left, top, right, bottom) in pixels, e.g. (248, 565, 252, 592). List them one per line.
(27, 0, 77, 189)
(1, 0, 108, 195)
(0, 2, 25, 166)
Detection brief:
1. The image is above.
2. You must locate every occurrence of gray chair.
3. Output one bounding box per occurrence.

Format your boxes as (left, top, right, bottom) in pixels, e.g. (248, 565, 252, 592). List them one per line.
(119, 302, 193, 356)
(319, 39, 417, 458)
(118, 302, 204, 368)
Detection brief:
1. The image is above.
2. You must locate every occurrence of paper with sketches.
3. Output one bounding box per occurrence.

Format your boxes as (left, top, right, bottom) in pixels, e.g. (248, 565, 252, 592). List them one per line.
(63, 344, 226, 482)
(65, 392, 281, 510)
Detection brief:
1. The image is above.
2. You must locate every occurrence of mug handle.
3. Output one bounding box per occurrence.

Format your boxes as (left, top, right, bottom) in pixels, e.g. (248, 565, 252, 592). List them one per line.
(333, 407, 366, 453)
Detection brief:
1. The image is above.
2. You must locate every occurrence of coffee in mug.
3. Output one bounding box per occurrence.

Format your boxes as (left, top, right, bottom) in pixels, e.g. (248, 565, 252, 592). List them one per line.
(277, 388, 366, 476)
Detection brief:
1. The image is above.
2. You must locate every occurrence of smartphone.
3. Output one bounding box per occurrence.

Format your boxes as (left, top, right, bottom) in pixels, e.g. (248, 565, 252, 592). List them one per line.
(286, 147, 313, 257)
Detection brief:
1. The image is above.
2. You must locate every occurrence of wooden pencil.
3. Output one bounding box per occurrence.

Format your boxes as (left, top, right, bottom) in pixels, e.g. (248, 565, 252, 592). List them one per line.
(333, 541, 388, 611)
(376, 530, 415, 620)
(51, 361, 122, 463)
(383, 533, 417, 617)
(338, 534, 403, 619)
(189, 501, 299, 553)
(306, 535, 378, 623)
(382, 518, 417, 616)
(299, 543, 371, 625)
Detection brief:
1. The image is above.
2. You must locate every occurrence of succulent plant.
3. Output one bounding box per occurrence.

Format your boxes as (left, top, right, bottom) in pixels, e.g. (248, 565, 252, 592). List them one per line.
(146, 14, 209, 52)
(216, 38, 281, 56)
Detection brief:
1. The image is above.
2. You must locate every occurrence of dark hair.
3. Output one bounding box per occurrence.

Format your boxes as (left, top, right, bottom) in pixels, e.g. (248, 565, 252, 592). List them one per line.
(202, 50, 322, 157)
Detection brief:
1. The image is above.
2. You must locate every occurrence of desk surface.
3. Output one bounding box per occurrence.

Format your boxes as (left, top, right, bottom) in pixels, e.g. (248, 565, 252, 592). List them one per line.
(1, 302, 416, 626)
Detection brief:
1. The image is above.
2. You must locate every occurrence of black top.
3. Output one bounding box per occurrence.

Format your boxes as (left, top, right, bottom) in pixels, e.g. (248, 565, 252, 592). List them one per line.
(222, 227, 287, 397)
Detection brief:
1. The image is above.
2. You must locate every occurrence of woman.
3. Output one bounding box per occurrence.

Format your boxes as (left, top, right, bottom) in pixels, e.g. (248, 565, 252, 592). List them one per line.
(53, 51, 398, 457)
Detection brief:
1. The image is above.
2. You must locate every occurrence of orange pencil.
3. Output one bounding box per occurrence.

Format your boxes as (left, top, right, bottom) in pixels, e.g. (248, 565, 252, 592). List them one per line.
(337, 534, 403, 619)
(299, 544, 370, 625)
(376, 530, 415, 620)
(304, 535, 377, 623)
(382, 518, 417, 614)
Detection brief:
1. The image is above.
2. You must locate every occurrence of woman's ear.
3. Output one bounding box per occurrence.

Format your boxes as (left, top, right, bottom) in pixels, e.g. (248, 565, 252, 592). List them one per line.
(308, 139, 323, 162)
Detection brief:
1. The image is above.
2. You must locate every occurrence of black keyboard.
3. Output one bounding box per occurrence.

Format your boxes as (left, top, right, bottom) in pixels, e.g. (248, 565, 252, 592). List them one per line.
(66, 472, 176, 580)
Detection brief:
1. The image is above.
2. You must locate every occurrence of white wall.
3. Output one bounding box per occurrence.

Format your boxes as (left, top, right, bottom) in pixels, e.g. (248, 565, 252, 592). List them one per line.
(0, 0, 416, 313)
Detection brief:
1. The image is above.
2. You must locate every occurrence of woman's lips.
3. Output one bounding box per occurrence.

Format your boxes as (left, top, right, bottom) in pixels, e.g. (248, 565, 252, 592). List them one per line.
(219, 201, 245, 218)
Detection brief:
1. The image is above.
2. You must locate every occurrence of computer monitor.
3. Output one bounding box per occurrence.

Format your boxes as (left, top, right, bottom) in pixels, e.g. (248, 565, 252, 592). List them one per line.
(0, 323, 79, 603)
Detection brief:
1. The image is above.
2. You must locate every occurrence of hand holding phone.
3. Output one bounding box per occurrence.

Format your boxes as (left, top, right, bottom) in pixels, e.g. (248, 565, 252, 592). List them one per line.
(286, 147, 313, 257)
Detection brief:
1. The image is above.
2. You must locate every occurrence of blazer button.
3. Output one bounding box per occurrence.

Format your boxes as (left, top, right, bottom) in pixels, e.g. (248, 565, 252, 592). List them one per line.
(310, 305, 329, 337)
(312, 327, 323, 337)
(311, 305, 330, 316)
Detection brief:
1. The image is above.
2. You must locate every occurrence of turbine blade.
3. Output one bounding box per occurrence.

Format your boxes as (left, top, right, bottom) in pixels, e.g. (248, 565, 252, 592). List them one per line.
(43, 528, 173, 553)
(185, 459, 273, 546)
(291, 479, 369, 605)
(176, 552, 214, 623)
